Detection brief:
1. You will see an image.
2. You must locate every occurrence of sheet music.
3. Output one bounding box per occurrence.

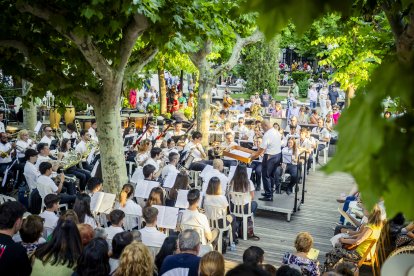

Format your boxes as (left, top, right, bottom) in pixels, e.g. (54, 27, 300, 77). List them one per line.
(229, 149, 251, 158)
(91, 161, 99, 177)
(87, 148, 96, 165)
(153, 205, 179, 229)
(227, 165, 252, 181)
(175, 189, 189, 209)
(34, 121, 43, 134)
(163, 171, 178, 188)
(200, 165, 214, 178)
(91, 192, 116, 213)
(134, 180, 160, 199)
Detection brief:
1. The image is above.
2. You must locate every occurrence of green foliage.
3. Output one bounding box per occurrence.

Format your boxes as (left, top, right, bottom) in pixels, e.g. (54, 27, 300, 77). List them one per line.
(147, 103, 160, 117)
(291, 71, 310, 82)
(297, 79, 309, 98)
(243, 39, 279, 96)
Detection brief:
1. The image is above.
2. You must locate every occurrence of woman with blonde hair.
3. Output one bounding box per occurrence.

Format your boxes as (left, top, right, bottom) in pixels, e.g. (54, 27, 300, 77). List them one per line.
(118, 183, 142, 217)
(16, 129, 34, 160)
(135, 139, 152, 166)
(114, 241, 154, 276)
(199, 251, 225, 276)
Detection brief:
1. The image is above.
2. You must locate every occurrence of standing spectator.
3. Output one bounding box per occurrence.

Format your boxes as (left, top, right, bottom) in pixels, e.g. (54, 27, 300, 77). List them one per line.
(160, 229, 201, 276)
(0, 201, 32, 276)
(73, 238, 110, 276)
(199, 251, 225, 276)
(308, 85, 318, 109)
(114, 241, 154, 276)
(328, 86, 339, 105)
(261, 89, 272, 108)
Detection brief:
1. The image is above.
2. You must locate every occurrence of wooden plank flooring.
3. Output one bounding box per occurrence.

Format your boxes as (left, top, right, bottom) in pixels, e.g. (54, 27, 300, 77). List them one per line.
(224, 166, 355, 269)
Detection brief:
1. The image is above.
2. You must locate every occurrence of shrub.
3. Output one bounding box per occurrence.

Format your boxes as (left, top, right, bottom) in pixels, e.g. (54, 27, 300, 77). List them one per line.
(298, 79, 310, 98)
(291, 71, 311, 82)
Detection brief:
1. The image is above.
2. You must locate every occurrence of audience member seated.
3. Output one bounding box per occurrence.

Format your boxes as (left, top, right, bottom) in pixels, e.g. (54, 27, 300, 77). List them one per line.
(259, 264, 277, 276)
(32, 218, 82, 275)
(73, 238, 110, 276)
(37, 162, 76, 204)
(226, 263, 270, 276)
(201, 159, 229, 195)
(229, 164, 258, 215)
(114, 241, 155, 276)
(155, 235, 179, 272)
(199, 251, 225, 276)
(275, 138, 299, 195)
(106, 209, 125, 242)
(324, 205, 383, 271)
(39, 194, 60, 237)
(73, 194, 98, 229)
(161, 152, 180, 179)
(180, 189, 218, 245)
(395, 221, 414, 247)
(77, 223, 94, 246)
(160, 229, 201, 276)
(243, 246, 265, 267)
(110, 232, 134, 275)
(61, 209, 80, 224)
(282, 232, 320, 276)
(117, 183, 142, 219)
(19, 215, 46, 255)
(0, 201, 32, 276)
(165, 172, 190, 207)
(275, 265, 301, 276)
(139, 206, 167, 248)
(145, 187, 165, 207)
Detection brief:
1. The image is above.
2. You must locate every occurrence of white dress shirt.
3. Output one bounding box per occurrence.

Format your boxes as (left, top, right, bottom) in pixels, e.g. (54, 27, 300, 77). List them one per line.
(35, 155, 51, 168)
(260, 128, 281, 155)
(183, 142, 204, 162)
(118, 199, 142, 216)
(40, 135, 54, 146)
(62, 131, 78, 140)
(161, 164, 179, 179)
(75, 140, 87, 155)
(144, 158, 160, 172)
(139, 226, 167, 247)
(39, 210, 59, 230)
(164, 130, 185, 141)
(180, 210, 211, 245)
(0, 122, 5, 133)
(233, 125, 249, 137)
(24, 162, 40, 191)
(201, 169, 229, 195)
(105, 226, 124, 241)
(16, 139, 33, 158)
(0, 142, 12, 163)
(36, 175, 58, 199)
(88, 127, 98, 141)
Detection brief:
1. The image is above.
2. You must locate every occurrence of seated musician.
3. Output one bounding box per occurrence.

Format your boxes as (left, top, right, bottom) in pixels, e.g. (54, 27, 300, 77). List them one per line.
(23, 149, 40, 191)
(233, 118, 249, 139)
(244, 108, 253, 120)
(183, 131, 208, 171)
(75, 130, 94, 171)
(39, 126, 56, 147)
(311, 118, 331, 163)
(236, 98, 247, 114)
(221, 120, 234, 136)
(140, 123, 158, 141)
(221, 132, 238, 167)
(217, 110, 227, 125)
(161, 152, 180, 179)
(284, 116, 301, 134)
(62, 123, 78, 140)
(201, 159, 229, 195)
(275, 138, 299, 195)
(162, 139, 179, 162)
(143, 147, 165, 180)
(164, 121, 185, 141)
(134, 139, 152, 166)
(250, 137, 263, 191)
(88, 120, 98, 142)
(16, 130, 35, 162)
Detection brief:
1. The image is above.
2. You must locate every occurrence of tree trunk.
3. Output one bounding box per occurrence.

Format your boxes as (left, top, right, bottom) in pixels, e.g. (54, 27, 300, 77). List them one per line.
(94, 83, 128, 194)
(158, 61, 167, 114)
(22, 79, 37, 130)
(197, 73, 214, 146)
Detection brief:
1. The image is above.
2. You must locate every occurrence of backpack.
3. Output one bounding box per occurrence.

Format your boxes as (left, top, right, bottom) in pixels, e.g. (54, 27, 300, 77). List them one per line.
(237, 217, 260, 241)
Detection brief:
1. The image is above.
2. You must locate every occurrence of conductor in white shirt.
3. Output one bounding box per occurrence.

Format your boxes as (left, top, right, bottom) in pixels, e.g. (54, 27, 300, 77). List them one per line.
(139, 206, 167, 248)
(249, 119, 282, 201)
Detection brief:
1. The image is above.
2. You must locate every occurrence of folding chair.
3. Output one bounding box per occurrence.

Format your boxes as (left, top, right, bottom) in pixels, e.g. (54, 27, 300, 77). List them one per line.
(204, 205, 233, 254)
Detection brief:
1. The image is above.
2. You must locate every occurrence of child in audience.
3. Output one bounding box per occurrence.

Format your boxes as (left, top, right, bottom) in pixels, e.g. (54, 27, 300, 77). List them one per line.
(105, 210, 125, 242)
(73, 238, 110, 276)
(73, 193, 97, 229)
(139, 206, 167, 247)
(19, 215, 45, 255)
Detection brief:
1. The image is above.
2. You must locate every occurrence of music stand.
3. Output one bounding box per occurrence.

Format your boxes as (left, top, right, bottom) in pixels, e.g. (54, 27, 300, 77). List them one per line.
(209, 133, 224, 143)
(239, 141, 253, 149)
(123, 134, 137, 147)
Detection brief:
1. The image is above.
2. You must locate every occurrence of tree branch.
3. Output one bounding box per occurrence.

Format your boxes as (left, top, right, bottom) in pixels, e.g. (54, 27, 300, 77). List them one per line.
(0, 40, 46, 72)
(118, 14, 149, 71)
(189, 40, 212, 68)
(213, 29, 263, 77)
(73, 89, 99, 106)
(17, 3, 113, 81)
(124, 44, 158, 77)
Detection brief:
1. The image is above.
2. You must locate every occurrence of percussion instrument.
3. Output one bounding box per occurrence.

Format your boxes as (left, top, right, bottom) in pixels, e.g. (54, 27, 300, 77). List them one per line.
(75, 115, 95, 130)
(5, 125, 19, 135)
(64, 106, 76, 125)
(49, 108, 61, 129)
(129, 113, 147, 130)
(121, 114, 129, 129)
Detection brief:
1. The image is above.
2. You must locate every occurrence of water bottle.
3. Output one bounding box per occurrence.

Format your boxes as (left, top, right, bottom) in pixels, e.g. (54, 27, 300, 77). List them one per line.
(230, 242, 236, 251)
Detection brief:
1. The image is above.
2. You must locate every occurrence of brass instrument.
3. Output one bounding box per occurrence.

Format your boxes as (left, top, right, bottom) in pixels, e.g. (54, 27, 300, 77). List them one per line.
(74, 119, 82, 137)
(55, 127, 63, 142)
(251, 103, 263, 120)
(61, 149, 83, 170)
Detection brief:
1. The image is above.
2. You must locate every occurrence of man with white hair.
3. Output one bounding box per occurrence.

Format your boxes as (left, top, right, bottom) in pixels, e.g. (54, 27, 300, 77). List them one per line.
(201, 159, 229, 195)
(236, 98, 247, 113)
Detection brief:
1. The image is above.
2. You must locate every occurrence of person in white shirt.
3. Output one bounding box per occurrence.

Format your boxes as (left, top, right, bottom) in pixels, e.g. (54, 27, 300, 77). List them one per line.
(179, 189, 218, 245)
(221, 132, 238, 167)
(16, 130, 34, 160)
(62, 123, 78, 140)
(236, 98, 247, 113)
(296, 128, 313, 174)
(161, 152, 179, 179)
(106, 209, 125, 242)
(162, 139, 179, 162)
(136, 96, 147, 112)
(39, 194, 60, 237)
(233, 118, 249, 139)
(88, 120, 98, 142)
(249, 119, 282, 201)
(23, 149, 40, 191)
(201, 159, 228, 195)
(118, 183, 142, 218)
(164, 121, 186, 141)
(276, 138, 300, 195)
(284, 116, 301, 134)
(183, 131, 208, 171)
(36, 161, 76, 204)
(312, 118, 331, 163)
(0, 132, 15, 176)
(0, 113, 5, 133)
(35, 143, 63, 169)
(308, 85, 318, 109)
(144, 147, 164, 179)
(139, 206, 167, 247)
(289, 101, 300, 119)
(73, 193, 97, 229)
(39, 126, 55, 146)
(75, 130, 90, 156)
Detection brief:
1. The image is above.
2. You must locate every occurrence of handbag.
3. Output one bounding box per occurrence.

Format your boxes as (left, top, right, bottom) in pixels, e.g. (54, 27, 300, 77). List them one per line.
(238, 217, 260, 241)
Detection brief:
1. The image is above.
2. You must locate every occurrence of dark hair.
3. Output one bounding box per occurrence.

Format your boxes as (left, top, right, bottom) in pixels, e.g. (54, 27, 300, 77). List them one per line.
(109, 209, 125, 225)
(34, 218, 82, 268)
(192, 131, 202, 140)
(74, 238, 110, 276)
(169, 172, 189, 200)
(20, 215, 44, 243)
(155, 235, 178, 271)
(87, 177, 102, 192)
(80, 130, 87, 137)
(275, 265, 301, 276)
(143, 164, 156, 178)
(25, 148, 38, 160)
(243, 246, 265, 266)
(168, 152, 179, 162)
(37, 142, 48, 153)
(259, 264, 277, 275)
(0, 201, 26, 230)
(91, 119, 96, 125)
(226, 264, 270, 276)
(142, 206, 158, 224)
(112, 232, 134, 259)
(44, 194, 60, 209)
(230, 164, 250, 193)
(220, 110, 227, 115)
(335, 261, 355, 276)
(73, 194, 94, 224)
(39, 162, 52, 175)
(150, 147, 162, 158)
(60, 138, 71, 152)
(146, 187, 164, 207)
(206, 177, 221, 195)
(187, 189, 200, 206)
(66, 123, 76, 131)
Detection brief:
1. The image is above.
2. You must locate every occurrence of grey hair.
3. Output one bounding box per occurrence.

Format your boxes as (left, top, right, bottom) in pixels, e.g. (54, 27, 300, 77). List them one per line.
(178, 229, 200, 251)
(94, 227, 108, 239)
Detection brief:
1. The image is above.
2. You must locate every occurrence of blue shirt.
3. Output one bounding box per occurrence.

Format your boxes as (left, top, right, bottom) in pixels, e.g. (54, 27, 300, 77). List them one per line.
(160, 253, 200, 276)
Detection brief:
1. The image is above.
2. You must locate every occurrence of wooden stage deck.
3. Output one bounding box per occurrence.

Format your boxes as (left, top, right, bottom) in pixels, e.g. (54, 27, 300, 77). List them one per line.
(224, 167, 355, 269)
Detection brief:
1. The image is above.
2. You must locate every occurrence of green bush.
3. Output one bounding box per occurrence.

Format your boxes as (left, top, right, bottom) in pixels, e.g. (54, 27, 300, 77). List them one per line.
(291, 71, 311, 82)
(298, 79, 310, 98)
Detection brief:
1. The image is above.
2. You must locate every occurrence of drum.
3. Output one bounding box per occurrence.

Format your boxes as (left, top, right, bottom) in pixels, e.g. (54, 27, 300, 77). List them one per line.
(75, 115, 95, 130)
(129, 113, 147, 130)
(64, 106, 76, 125)
(49, 108, 61, 129)
(121, 114, 129, 129)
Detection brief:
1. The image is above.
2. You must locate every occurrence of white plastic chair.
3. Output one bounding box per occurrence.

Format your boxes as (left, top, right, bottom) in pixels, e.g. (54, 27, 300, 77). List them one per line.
(0, 194, 16, 204)
(123, 213, 142, 231)
(204, 205, 233, 253)
(229, 192, 254, 241)
(180, 223, 208, 246)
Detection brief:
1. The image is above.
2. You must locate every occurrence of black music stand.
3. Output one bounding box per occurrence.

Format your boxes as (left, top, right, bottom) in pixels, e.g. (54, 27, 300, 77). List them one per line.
(209, 133, 224, 143)
(239, 141, 254, 149)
